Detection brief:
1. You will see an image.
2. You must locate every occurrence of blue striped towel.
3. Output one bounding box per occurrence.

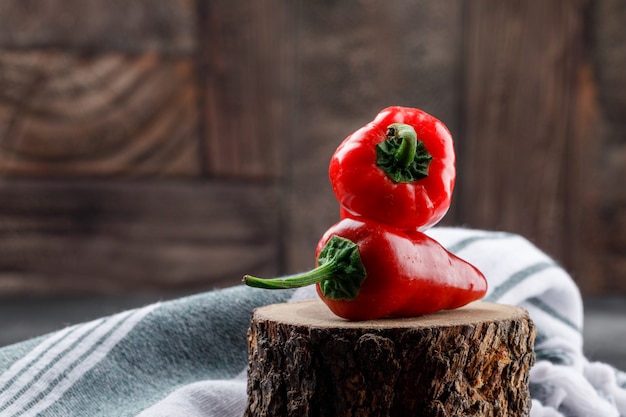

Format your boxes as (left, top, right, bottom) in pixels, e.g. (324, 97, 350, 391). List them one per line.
(0, 227, 624, 417)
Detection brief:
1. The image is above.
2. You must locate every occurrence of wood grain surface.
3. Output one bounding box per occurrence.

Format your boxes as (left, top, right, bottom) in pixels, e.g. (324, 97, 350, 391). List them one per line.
(0, 52, 200, 177)
(0, 179, 280, 295)
(460, 0, 603, 293)
(246, 300, 535, 417)
(0, 0, 625, 296)
(200, 0, 297, 178)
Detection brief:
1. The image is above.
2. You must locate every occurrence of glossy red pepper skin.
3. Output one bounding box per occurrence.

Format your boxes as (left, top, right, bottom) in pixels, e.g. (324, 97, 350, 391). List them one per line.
(329, 106, 456, 231)
(314, 218, 487, 321)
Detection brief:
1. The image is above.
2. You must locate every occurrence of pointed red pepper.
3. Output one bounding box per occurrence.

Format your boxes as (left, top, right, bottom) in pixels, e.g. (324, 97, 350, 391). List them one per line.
(329, 106, 456, 231)
(244, 218, 487, 321)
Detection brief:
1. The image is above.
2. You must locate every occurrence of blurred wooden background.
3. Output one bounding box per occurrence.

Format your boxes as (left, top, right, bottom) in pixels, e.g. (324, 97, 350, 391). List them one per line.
(0, 0, 624, 298)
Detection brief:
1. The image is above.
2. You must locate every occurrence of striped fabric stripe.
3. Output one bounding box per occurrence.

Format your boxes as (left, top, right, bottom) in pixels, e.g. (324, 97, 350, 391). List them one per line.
(485, 261, 559, 302)
(0, 303, 158, 417)
(526, 296, 582, 333)
(445, 231, 515, 254)
(0, 324, 81, 394)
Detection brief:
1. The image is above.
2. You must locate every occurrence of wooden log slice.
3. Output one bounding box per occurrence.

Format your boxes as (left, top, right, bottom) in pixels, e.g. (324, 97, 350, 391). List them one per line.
(245, 300, 535, 417)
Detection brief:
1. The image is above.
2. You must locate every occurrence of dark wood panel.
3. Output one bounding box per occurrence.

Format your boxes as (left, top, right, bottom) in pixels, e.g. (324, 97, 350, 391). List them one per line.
(200, 0, 297, 179)
(593, 0, 626, 135)
(0, 0, 624, 298)
(285, 1, 463, 272)
(0, 51, 201, 177)
(460, 0, 603, 292)
(592, 0, 626, 293)
(0, 179, 280, 296)
(0, 0, 196, 54)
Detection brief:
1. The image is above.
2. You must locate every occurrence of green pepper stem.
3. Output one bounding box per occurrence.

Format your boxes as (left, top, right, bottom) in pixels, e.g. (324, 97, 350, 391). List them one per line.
(376, 123, 432, 183)
(243, 261, 336, 290)
(243, 235, 367, 301)
(387, 123, 417, 168)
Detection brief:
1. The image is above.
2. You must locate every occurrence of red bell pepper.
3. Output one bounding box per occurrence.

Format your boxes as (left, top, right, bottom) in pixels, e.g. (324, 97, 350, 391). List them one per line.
(329, 106, 456, 231)
(244, 218, 487, 321)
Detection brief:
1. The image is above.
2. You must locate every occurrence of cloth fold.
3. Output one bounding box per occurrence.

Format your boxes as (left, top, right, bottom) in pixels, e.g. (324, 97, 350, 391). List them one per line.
(0, 227, 624, 417)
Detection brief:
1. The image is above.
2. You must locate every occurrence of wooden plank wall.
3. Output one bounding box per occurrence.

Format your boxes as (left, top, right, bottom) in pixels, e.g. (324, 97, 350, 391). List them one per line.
(0, 0, 624, 297)
(461, 0, 625, 295)
(0, 0, 286, 295)
(461, 0, 601, 292)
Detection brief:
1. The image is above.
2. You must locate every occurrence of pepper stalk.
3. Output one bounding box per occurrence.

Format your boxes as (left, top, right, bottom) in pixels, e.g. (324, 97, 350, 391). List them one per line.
(243, 235, 367, 301)
(376, 123, 433, 183)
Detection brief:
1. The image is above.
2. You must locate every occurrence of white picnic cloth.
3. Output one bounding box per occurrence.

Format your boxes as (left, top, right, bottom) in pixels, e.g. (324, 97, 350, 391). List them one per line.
(0, 227, 624, 416)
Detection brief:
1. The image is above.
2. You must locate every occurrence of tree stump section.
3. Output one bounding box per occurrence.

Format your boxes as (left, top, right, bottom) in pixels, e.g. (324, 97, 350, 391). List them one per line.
(245, 300, 536, 417)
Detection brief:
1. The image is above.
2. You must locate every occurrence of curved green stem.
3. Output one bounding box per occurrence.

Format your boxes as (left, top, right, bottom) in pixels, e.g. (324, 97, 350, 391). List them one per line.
(244, 261, 336, 290)
(243, 235, 367, 301)
(387, 123, 417, 168)
(376, 123, 432, 183)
